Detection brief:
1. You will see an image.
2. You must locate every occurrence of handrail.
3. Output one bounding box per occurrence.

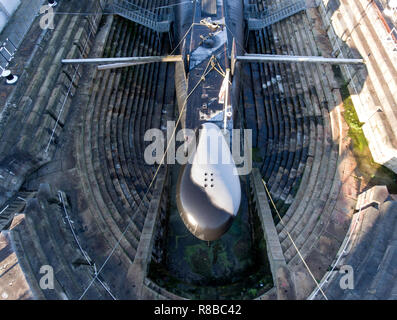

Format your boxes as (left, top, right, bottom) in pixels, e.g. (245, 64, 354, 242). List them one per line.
(111, 0, 173, 33)
(247, 0, 306, 30)
(58, 191, 117, 300)
(114, 0, 159, 21)
(308, 195, 364, 300)
(45, 3, 102, 153)
(0, 205, 9, 215)
(372, 0, 397, 45)
(0, 38, 17, 71)
(113, 0, 173, 21)
(250, 0, 304, 19)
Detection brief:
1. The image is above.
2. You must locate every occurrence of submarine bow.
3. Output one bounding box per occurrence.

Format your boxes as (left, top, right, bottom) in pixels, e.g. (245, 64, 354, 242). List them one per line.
(176, 123, 241, 241)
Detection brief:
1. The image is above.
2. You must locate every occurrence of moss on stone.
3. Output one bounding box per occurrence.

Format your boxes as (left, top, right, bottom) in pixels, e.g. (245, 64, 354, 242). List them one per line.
(340, 83, 397, 193)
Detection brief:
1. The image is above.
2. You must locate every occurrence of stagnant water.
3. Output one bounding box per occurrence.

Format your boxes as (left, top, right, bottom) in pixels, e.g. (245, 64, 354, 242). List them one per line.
(148, 164, 273, 299)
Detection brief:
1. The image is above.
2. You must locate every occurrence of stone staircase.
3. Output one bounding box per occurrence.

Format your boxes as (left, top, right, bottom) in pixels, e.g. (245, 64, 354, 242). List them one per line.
(244, 0, 359, 299)
(72, 0, 176, 299)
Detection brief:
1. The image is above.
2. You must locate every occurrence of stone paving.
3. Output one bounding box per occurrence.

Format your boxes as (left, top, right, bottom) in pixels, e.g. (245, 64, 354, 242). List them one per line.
(0, 220, 32, 300)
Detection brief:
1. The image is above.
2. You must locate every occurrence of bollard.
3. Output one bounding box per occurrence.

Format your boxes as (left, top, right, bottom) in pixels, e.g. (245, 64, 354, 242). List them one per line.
(1, 69, 18, 85)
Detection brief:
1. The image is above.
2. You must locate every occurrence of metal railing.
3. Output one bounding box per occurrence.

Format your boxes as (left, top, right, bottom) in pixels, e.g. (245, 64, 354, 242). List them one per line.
(58, 191, 117, 300)
(45, 3, 102, 153)
(385, 27, 397, 52)
(247, 0, 306, 31)
(0, 205, 9, 216)
(0, 0, 44, 72)
(0, 38, 17, 73)
(372, 1, 397, 54)
(308, 194, 364, 300)
(110, 0, 173, 33)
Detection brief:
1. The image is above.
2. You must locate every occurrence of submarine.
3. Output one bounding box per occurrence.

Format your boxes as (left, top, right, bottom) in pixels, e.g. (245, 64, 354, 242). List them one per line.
(173, 0, 245, 241)
(176, 123, 241, 241)
(61, 0, 363, 242)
